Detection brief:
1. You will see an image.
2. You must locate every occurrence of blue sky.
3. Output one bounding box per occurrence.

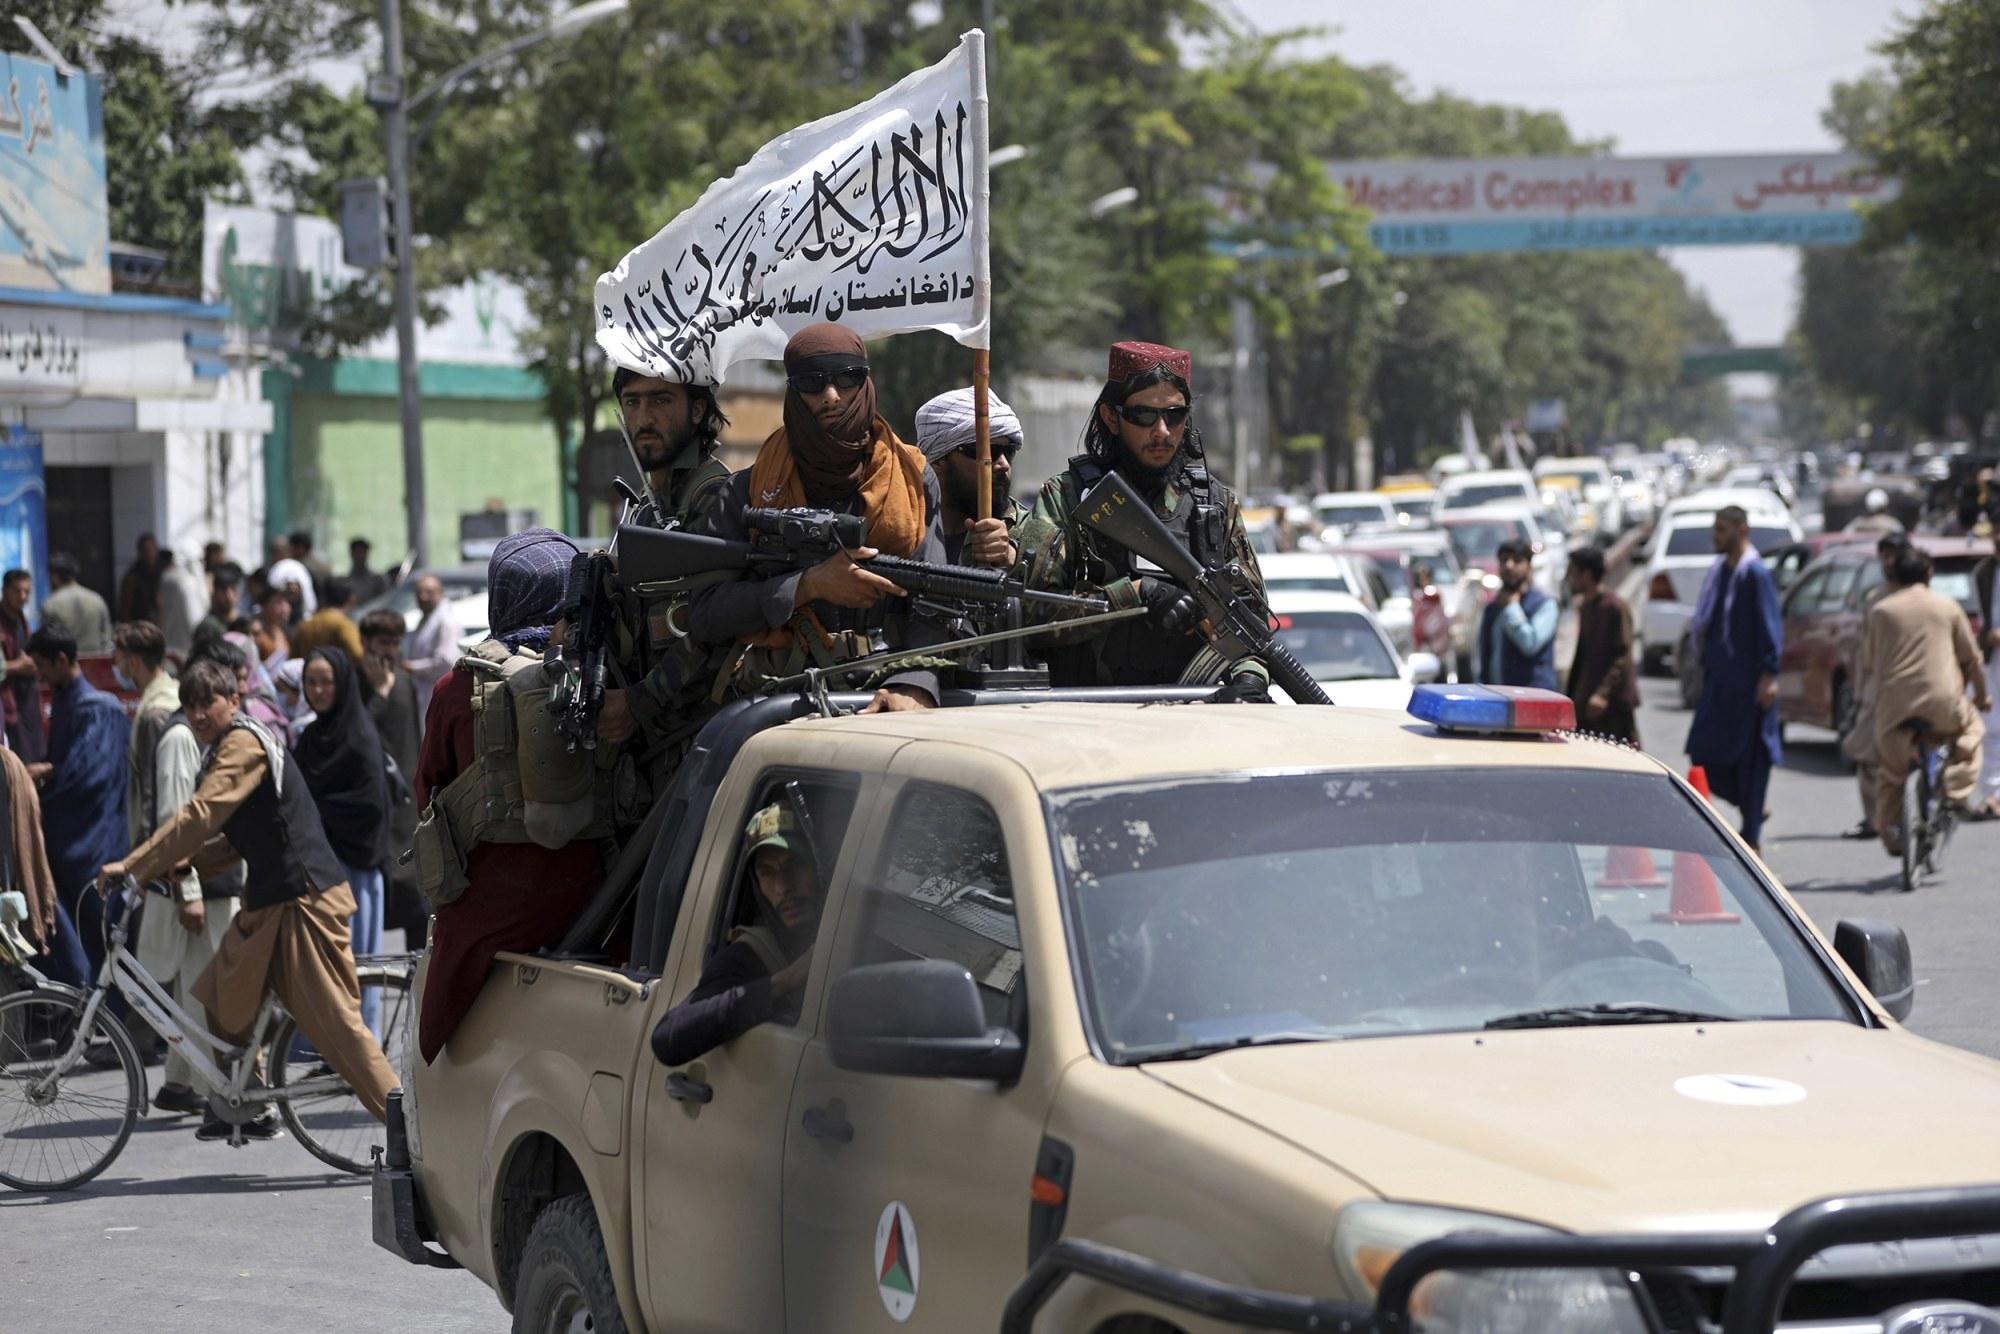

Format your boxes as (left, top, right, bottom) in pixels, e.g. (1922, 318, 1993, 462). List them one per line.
(1239, 0, 1914, 345)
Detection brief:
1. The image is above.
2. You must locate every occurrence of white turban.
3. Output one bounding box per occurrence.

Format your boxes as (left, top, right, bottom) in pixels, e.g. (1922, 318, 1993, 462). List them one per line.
(914, 387, 1022, 463)
(264, 558, 318, 617)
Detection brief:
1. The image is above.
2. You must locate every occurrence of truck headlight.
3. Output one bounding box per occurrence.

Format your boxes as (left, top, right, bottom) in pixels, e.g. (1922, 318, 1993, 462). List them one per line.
(1332, 1202, 1650, 1334)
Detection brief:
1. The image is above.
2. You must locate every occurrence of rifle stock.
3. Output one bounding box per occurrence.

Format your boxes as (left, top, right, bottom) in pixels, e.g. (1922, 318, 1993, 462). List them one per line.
(618, 525, 755, 584)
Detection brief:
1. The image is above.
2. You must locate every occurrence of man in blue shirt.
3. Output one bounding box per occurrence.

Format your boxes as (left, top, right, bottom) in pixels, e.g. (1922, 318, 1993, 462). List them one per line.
(1685, 505, 1784, 853)
(1476, 538, 1559, 690)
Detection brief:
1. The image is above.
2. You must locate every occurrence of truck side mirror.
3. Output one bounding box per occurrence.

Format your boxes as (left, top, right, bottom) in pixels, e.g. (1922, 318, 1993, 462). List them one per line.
(1834, 918, 1914, 1021)
(829, 960, 1025, 1082)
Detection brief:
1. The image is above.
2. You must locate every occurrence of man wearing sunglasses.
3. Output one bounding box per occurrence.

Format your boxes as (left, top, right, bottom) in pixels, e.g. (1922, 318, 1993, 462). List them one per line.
(915, 386, 1029, 569)
(595, 362, 735, 749)
(1015, 340, 1273, 699)
(688, 323, 949, 712)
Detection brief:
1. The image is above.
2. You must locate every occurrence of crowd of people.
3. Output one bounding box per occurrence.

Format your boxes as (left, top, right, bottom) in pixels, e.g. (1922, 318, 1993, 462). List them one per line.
(3, 527, 458, 1137)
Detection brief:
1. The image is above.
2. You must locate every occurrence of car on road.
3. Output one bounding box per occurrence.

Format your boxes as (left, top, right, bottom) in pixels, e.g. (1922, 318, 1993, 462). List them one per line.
(1323, 536, 1470, 659)
(1256, 550, 1392, 619)
(1534, 456, 1625, 538)
(358, 563, 489, 651)
(1637, 498, 1802, 673)
(1610, 458, 1660, 529)
(1721, 463, 1798, 510)
(1435, 467, 1538, 515)
(1309, 491, 1399, 540)
(1265, 590, 1439, 707)
(1775, 534, 1996, 746)
(376, 686, 2000, 1332)
(1439, 504, 1566, 599)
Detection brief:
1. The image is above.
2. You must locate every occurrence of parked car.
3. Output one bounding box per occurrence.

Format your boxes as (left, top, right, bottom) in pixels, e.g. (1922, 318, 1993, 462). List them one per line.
(1772, 534, 1996, 747)
(1266, 590, 1440, 707)
(1638, 511, 1802, 674)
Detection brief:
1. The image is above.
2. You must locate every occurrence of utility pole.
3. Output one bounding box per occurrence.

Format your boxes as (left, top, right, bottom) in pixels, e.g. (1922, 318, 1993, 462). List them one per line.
(375, 0, 428, 568)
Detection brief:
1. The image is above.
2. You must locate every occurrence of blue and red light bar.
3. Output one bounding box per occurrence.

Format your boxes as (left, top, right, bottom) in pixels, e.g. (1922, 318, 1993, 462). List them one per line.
(1407, 683, 1576, 734)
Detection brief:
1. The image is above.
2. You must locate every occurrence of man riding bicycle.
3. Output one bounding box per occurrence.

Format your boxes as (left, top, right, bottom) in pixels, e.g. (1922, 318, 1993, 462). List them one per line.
(98, 659, 397, 1141)
(1858, 543, 1992, 857)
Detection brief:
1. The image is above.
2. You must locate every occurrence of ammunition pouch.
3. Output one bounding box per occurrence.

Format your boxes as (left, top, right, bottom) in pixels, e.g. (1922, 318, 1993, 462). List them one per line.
(412, 640, 615, 908)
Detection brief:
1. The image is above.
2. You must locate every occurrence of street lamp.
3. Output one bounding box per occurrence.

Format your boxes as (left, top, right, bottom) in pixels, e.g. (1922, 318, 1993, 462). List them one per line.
(1088, 186, 1138, 219)
(373, 0, 629, 568)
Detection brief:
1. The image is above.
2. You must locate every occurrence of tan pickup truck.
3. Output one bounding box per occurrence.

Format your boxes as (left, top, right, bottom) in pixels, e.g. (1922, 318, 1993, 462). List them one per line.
(376, 685, 2000, 1333)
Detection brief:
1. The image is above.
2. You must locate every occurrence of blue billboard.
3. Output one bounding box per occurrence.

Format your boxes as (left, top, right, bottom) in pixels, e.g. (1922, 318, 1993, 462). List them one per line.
(0, 426, 47, 610)
(0, 52, 108, 293)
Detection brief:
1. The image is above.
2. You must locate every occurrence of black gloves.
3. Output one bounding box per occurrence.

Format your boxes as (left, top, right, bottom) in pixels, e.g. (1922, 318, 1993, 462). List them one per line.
(1138, 578, 1199, 635)
(1208, 671, 1273, 705)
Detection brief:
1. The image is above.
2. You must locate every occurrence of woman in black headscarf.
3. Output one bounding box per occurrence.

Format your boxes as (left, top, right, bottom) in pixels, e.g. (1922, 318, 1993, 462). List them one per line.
(296, 646, 393, 1035)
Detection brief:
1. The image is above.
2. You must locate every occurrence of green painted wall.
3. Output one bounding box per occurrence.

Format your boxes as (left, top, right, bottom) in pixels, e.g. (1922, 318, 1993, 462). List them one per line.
(270, 357, 562, 565)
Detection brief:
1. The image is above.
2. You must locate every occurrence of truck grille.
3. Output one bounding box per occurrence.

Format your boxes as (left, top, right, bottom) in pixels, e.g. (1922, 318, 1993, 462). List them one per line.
(1641, 1234, 2000, 1333)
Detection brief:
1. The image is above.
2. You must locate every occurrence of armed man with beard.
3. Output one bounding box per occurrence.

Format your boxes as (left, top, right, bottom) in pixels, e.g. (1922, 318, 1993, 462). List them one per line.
(1013, 341, 1273, 698)
(593, 362, 735, 748)
(914, 385, 1027, 569)
(687, 323, 950, 713)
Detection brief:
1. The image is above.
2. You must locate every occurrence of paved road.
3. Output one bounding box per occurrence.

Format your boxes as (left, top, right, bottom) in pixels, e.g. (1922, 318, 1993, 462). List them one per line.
(9, 669, 1995, 1330)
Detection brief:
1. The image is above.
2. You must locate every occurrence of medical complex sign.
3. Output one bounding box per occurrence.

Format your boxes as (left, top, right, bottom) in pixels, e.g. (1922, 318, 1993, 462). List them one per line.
(1328, 153, 1896, 255)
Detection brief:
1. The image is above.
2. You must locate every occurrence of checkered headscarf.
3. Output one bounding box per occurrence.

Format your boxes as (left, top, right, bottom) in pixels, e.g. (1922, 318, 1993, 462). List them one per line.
(487, 527, 579, 650)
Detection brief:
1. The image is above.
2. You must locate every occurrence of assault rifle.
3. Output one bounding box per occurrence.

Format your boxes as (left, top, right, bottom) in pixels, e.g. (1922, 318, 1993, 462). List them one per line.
(616, 509, 1109, 614)
(548, 548, 617, 750)
(1076, 470, 1335, 706)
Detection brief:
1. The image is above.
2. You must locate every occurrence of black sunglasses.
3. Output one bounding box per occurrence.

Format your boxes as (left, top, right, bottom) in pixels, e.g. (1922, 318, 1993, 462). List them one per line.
(958, 439, 1022, 461)
(787, 366, 869, 395)
(1117, 403, 1191, 429)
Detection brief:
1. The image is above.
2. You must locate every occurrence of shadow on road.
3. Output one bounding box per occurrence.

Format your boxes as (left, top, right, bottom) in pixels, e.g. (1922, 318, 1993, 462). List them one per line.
(1778, 746, 1852, 779)
(0, 1169, 362, 1205)
(1781, 873, 1905, 896)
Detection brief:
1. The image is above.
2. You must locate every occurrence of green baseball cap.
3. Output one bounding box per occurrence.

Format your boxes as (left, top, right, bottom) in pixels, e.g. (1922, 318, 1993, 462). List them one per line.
(743, 803, 797, 859)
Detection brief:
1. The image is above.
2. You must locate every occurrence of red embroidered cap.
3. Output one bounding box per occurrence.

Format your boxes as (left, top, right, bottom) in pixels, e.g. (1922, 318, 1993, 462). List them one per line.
(1107, 340, 1193, 387)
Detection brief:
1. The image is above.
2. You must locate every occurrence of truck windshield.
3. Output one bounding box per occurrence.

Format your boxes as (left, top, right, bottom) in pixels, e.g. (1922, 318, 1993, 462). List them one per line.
(1049, 768, 1855, 1063)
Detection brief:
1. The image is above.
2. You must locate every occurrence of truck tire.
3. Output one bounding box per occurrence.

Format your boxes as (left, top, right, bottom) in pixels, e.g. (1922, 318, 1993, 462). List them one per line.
(511, 1193, 627, 1334)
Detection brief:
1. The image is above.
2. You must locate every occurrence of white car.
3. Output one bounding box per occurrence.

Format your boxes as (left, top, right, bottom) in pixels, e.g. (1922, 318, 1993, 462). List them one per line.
(1534, 456, 1625, 537)
(1720, 464, 1799, 510)
(1609, 459, 1659, 529)
(1435, 468, 1539, 514)
(1309, 491, 1399, 539)
(1265, 590, 1441, 708)
(360, 565, 490, 652)
(1636, 509, 1804, 672)
(1256, 551, 1389, 615)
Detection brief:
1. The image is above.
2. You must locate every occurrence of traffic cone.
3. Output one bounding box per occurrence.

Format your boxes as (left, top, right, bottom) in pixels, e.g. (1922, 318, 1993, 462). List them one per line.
(1652, 852, 1742, 925)
(1686, 765, 1712, 801)
(1598, 844, 1668, 890)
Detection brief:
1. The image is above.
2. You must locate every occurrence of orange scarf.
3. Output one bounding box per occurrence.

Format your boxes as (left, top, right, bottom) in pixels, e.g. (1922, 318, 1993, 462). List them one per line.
(745, 416, 928, 556)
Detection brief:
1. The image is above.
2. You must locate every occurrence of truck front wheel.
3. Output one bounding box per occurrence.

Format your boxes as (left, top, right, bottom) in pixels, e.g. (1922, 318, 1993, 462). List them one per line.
(511, 1194, 627, 1334)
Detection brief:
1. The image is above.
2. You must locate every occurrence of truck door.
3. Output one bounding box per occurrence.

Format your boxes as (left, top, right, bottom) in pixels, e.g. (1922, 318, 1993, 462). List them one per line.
(636, 762, 882, 1334)
(782, 761, 1055, 1330)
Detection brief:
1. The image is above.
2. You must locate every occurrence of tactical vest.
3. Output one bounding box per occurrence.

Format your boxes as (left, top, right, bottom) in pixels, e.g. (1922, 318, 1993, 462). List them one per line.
(207, 718, 348, 912)
(410, 640, 612, 908)
(1048, 453, 1230, 687)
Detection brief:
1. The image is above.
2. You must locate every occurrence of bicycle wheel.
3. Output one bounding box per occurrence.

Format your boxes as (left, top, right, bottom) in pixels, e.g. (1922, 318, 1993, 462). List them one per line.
(269, 963, 413, 1174)
(1899, 768, 1923, 893)
(0, 988, 142, 1191)
(1925, 775, 1955, 877)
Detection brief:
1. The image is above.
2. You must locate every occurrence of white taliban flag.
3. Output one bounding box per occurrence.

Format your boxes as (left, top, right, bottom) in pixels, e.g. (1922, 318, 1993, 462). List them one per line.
(595, 30, 991, 384)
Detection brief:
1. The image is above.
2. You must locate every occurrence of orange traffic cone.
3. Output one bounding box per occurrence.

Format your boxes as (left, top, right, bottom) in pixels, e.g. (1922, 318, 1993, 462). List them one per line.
(1598, 845, 1668, 889)
(1686, 765, 1712, 801)
(1652, 851, 1742, 925)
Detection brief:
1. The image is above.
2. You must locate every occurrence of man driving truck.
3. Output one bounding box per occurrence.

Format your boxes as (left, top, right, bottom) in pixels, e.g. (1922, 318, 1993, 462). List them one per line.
(650, 802, 825, 1067)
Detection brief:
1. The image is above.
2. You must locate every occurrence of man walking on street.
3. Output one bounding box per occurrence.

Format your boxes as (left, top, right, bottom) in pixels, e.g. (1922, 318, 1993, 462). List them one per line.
(1685, 506, 1784, 854)
(916, 386, 1026, 569)
(103, 659, 398, 1138)
(42, 553, 113, 653)
(1563, 546, 1639, 745)
(403, 573, 460, 725)
(1861, 543, 1989, 854)
(27, 626, 129, 985)
(0, 568, 43, 760)
(1476, 539, 1559, 689)
(155, 548, 207, 660)
(346, 538, 389, 604)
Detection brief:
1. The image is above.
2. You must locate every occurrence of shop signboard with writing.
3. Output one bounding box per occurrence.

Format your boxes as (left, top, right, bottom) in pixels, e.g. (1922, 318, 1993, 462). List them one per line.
(0, 52, 110, 294)
(1327, 153, 1896, 256)
(0, 306, 82, 395)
